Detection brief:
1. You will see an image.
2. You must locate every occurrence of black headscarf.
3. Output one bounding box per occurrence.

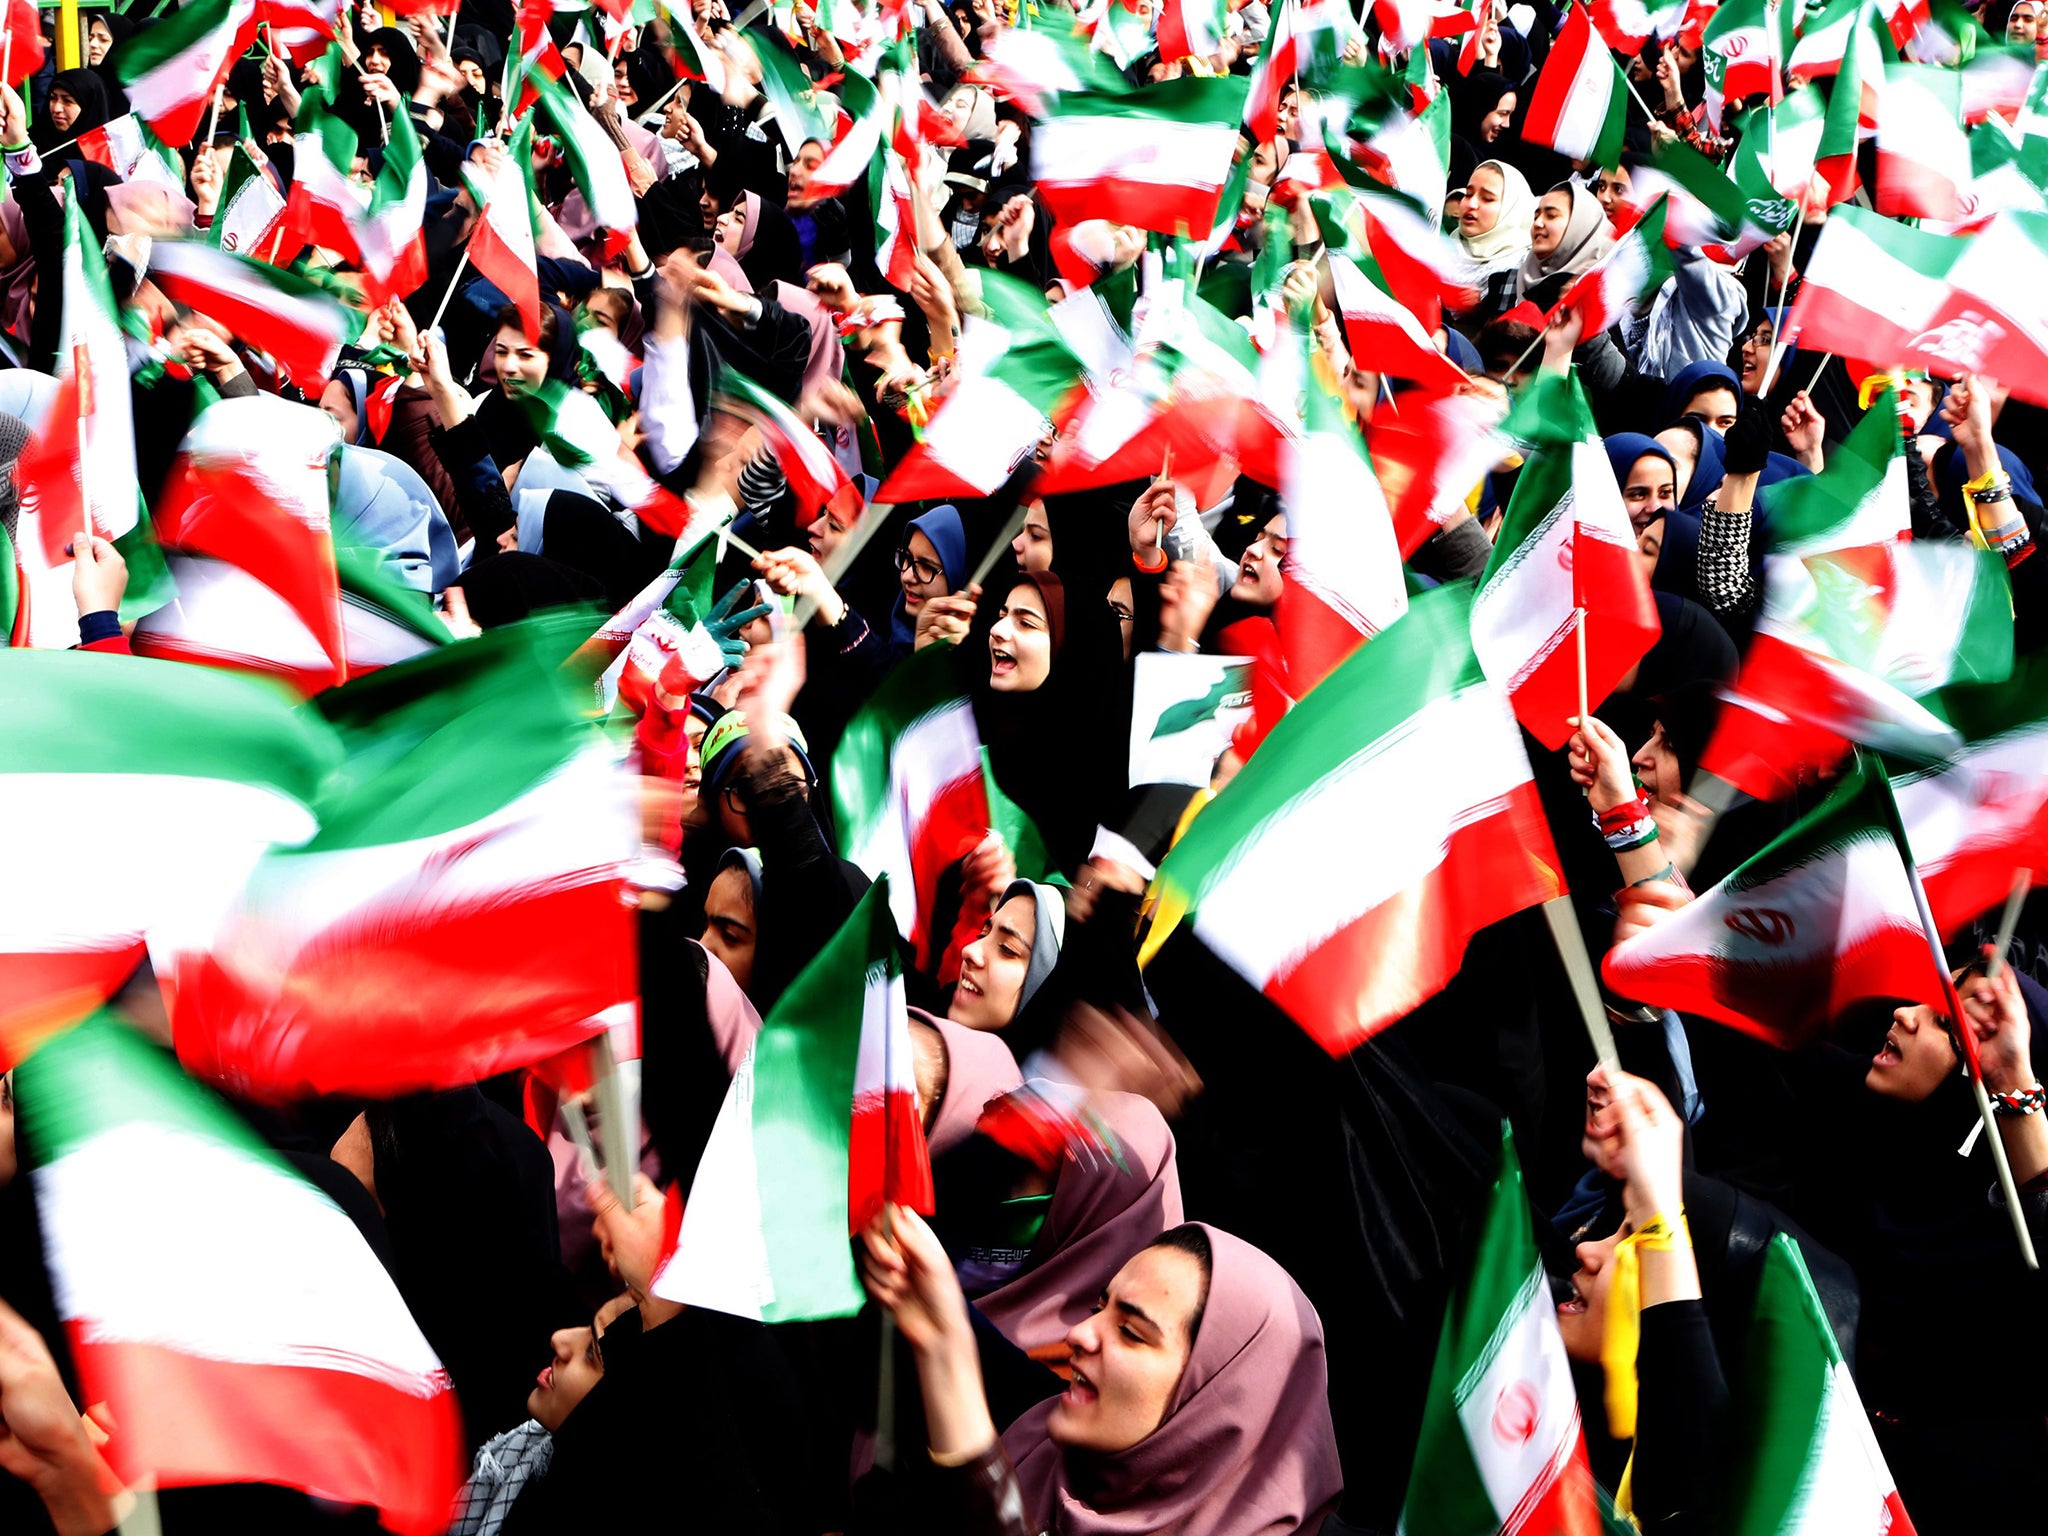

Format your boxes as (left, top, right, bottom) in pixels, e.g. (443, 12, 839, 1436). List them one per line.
(454, 550, 607, 627)
(361, 26, 422, 97)
(735, 190, 805, 293)
(534, 489, 671, 610)
(1448, 70, 1513, 156)
(87, 11, 133, 114)
(34, 68, 110, 150)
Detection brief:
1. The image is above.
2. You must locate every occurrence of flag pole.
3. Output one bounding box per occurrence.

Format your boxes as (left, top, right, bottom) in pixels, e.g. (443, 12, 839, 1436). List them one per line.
(588, 1031, 635, 1211)
(1540, 897, 1622, 1078)
(203, 84, 224, 154)
(1802, 350, 1831, 397)
(1574, 605, 1588, 726)
(426, 241, 475, 333)
(1868, 758, 2039, 1269)
(1985, 869, 2033, 982)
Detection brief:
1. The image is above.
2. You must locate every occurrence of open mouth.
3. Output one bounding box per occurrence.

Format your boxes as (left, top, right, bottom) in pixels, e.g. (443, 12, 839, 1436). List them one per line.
(1873, 1029, 1903, 1068)
(958, 974, 983, 999)
(1064, 1364, 1097, 1406)
(1555, 1277, 1588, 1317)
(990, 644, 1017, 676)
(536, 1364, 554, 1391)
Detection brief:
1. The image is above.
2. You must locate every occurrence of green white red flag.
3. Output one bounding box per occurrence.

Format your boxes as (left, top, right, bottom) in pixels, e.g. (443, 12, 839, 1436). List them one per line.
(1326, 250, 1469, 391)
(530, 62, 639, 247)
(0, 648, 331, 1069)
(1552, 196, 1675, 337)
(1787, 203, 2048, 406)
(1143, 582, 1565, 1055)
(1398, 1128, 1604, 1536)
(117, 0, 258, 147)
(464, 116, 546, 340)
(163, 618, 640, 1102)
(1717, 1235, 1916, 1534)
(1157, 0, 1228, 59)
(1876, 61, 1971, 220)
(1368, 387, 1510, 557)
(974, 21, 1127, 115)
(1523, 3, 1630, 169)
(16, 1016, 462, 1534)
(1033, 74, 1250, 235)
(284, 55, 428, 305)
(654, 879, 934, 1322)
(77, 113, 182, 187)
(209, 137, 300, 262)
(1700, 541, 2012, 800)
(147, 240, 353, 388)
(1471, 371, 1661, 751)
(1702, 0, 1794, 133)
(1762, 382, 1909, 557)
(517, 377, 695, 537)
(1895, 652, 2048, 936)
(713, 363, 864, 524)
(1588, 0, 1688, 53)
(1602, 754, 1943, 1045)
(585, 522, 727, 717)
(1246, 0, 1347, 141)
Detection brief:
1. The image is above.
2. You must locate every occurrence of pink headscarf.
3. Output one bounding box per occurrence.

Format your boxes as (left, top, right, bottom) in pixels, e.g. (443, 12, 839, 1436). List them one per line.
(1002, 1225, 1344, 1536)
(923, 1011, 1023, 1155)
(974, 1091, 1183, 1355)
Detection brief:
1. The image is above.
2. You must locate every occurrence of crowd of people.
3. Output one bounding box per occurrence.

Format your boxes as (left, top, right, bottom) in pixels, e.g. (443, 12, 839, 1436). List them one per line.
(2, 0, 2047, 1532)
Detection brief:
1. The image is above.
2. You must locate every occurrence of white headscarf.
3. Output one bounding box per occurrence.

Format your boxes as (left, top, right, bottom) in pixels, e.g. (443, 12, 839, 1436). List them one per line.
(1457, 158, 1536, 273)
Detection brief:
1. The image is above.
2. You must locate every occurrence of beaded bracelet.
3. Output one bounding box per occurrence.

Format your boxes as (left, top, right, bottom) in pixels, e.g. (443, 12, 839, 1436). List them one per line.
(1990, 1084, 2046, 1118)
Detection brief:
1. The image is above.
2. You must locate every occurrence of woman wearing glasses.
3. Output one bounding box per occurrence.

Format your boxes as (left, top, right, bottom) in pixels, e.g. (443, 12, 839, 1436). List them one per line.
(892, 506, 970, 657)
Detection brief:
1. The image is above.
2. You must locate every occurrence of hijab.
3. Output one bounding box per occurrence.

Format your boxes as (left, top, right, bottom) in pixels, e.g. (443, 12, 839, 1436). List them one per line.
(889, 504, 968, 647)
(924, 1011, 1026, 1155)
(1602, 433, 1676, 498)
(1002, 1225, 1345, 1536)
(974, 1090, 1184, 1355)
(1518, 181, 1612, 300)
(34, 68, 110, 150)
(731, 190, 804, 292)
(88, 12, 133, 113)
(997, 877, 1067, 1024)
(1456, 159, 1535, 272)
(1449, 70, 1513, 152)
(1661, 360, 1741, 428)
(453, 551, 606, 627)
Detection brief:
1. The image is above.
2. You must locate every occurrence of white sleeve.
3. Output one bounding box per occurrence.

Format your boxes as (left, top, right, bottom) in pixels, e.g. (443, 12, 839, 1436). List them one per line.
(639, 333, 700, 477)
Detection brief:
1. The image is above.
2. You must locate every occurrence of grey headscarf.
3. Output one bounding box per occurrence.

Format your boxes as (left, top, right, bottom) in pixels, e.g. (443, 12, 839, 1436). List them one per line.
(996, 878, 1067, 1021)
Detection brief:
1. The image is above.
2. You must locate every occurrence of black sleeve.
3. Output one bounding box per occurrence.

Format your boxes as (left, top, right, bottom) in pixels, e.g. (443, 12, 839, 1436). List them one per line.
(15, 164, 65, 374)
(428, 411, 517, 547)
(1629, 1299, 1729, 1534)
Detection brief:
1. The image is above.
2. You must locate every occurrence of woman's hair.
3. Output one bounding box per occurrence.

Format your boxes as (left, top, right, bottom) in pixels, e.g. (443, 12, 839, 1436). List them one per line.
(1145, 1224, 1214, 1343)
(494, 301, 558, 357)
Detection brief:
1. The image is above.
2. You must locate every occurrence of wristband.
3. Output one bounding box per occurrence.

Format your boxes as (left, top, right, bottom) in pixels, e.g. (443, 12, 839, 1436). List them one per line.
(1963, 467, 2011, 497)
(5, 142, 40, 179)
(1628, 1210, 1692, 1253)
(1595, 795, 1652, 835)
(1132, 544, 1169, 575)
(1990, 1084, 2046, 1117)
(1604, 821, 1658, 852)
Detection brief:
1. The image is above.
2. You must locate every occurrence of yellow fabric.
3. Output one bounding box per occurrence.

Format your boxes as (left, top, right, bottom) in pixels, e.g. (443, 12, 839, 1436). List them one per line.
(1599, 1213, 1690, 1441)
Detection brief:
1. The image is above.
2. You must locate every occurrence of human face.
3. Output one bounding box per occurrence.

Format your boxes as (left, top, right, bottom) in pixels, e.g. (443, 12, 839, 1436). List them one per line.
(1631, 720, 1681, 804)
(941, 85, 981, 136)
(1230, 515, 1287, 608)
(790, 140, 825, 201)
(528, 1325, 605, 1432)
(458, 57, 487, 93)
(1555, 1229, 1622, 1362)
(716, 206, 746, 255)
(701, 865, 757, 993)
(318, 378, 360, 444)
(1867, 1000, 1960, 1100)
(1737, 321, 1774, 396)
(2009, 0, 2038, 41)
(1622, 454, 1676, 532)
(1530, 191, 1573, 259)
(989, 582, 1053, 692)
(807, 504, 851, 563)
(493, 324, 548, 396)
(1683, 386, 1739, 434)
(1108, 576, 1134, 662)
(88, 18, 113, 64)
(1249, 138, 1282, 185)
(1653, 426, 1698, 502)
(1636, 516, 1665, 579)
(1010, 500, 1052, 572)
(1480, 93, 1516, 144)
(1047, 1245, 1205, 1453)
(1460, 165, 1508, 240)
(1276, 85, 1299, 140)
(677, 713, 711, 831)
(1898, 378, 1937, 433)
(48, 88, 80, 134)
(363, 44, 391, 76)
(896, 527, 948, 615)
(950, 891, 1037, 1030)
(1589, 165, 1632, 216)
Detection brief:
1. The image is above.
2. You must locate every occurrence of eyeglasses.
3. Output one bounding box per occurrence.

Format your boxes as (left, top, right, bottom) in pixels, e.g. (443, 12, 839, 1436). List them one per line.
(894, 548, 944, 586)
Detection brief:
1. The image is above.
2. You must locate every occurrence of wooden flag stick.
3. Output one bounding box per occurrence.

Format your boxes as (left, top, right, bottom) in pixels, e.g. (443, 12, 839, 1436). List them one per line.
(792, 499, 894, 628)
(588, 1031, 635, 1211)
(204, 85, 224, 153)
(1757, 201, 1807, 398)
(968, 498, 1034, 588)
(1541, 896, 1622, 1078)
(426, 240, 474, 333)
(560, 1097, 603, 1186)
(1985, 869, 2032, 982)
(1803, 351, 1832, 397)
(1573, 605, 1589, 729)
(1871, 768, 2039, 1268)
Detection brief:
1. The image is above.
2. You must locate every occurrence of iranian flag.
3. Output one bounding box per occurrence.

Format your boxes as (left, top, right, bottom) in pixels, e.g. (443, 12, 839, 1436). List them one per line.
(1470, 371, 1661, 751)
(209, 139, 300, 262)
(1158, 0, 1228, 60)
(285, 70, 428, 305)
(876, 273, 1080, 502)
(16, 1017, 462, 1536)
(117, 0, 258, 148)
(1876, 61, 1971, 221)
(1719, 1236, 1916, 1535)
(1399, 1130, 1602, 1536)
(1142, 583, 1565, 1056)
(1589, 0, 1688, 54)
(2, 0, 46, 86)
(1787, 206, 2048, 407)
(1368, 387, 1510, 557)
(1523, 3, 1630, 169)
(584, 526, 727, 717)
(1602, 755, 1943, 1044)
(1275, 323, 1407, 694)
(77, 114, 181, 187)
(531, 64, 639, 247)
(147, 241, 353, 388)
(1326, 251, 1468, 391)
(802, 61, 886, 201)
(1245, 0, 1347, 142)
(1703, 0, 1792, 130)
(154, 394, 348, 691)
(162, 619, 640, 1103)
(132, 547, 448, 695)
(832, 644, 998, 971)
(1896, 653, 2048, 935)
(0, 648, 329, 1069)
(1551, 196, 1674, 336)
(516, 379, 694, 537)
(465, 116, 545, 340)
(1033, 74, 1250, 235)
(1621, 136, 1798, 259)
(974, 23, 1127, 116)
(654, 879, 934, 1322)
(713, 364, 864, 524)
(1786, 0, 1863, 82)
(1700, 541, 2012, 800)
(1763, 383, 1908, 557)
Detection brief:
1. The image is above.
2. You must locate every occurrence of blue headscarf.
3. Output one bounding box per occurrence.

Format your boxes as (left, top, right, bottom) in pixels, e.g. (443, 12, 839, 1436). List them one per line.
(1603, 433, 1675, 497)
(889, 504, 968, 648)
(1663, 360, 1742, 427)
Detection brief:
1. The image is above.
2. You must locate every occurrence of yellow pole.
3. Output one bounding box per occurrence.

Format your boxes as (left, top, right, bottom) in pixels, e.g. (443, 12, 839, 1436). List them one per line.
(57, 0, 83, 71)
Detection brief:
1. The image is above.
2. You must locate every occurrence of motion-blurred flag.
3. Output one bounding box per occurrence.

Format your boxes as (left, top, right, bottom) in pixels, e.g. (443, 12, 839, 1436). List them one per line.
(1702, 0, 1793, 132)
(1369, 386, 1510, 556)
(147, 242, 352, 388)
(1034, 75, 1250, 235)
(76, 113, 182, 186)
(1762, 383, 1909, 558)
(655, 880, 934, 1322)
(1522, 3, 1629, 168)
(1551, 196, 1675, 336)
(713, 364, 863, 525)
(464, 115, 546, 341)
(1603, 755, 1944, 1040)
(1876, 61, 1971, 220)
(17, 1016, 462, 1536)
(117, 0, 258, 147)
(1143, 583, 1564, 1056)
